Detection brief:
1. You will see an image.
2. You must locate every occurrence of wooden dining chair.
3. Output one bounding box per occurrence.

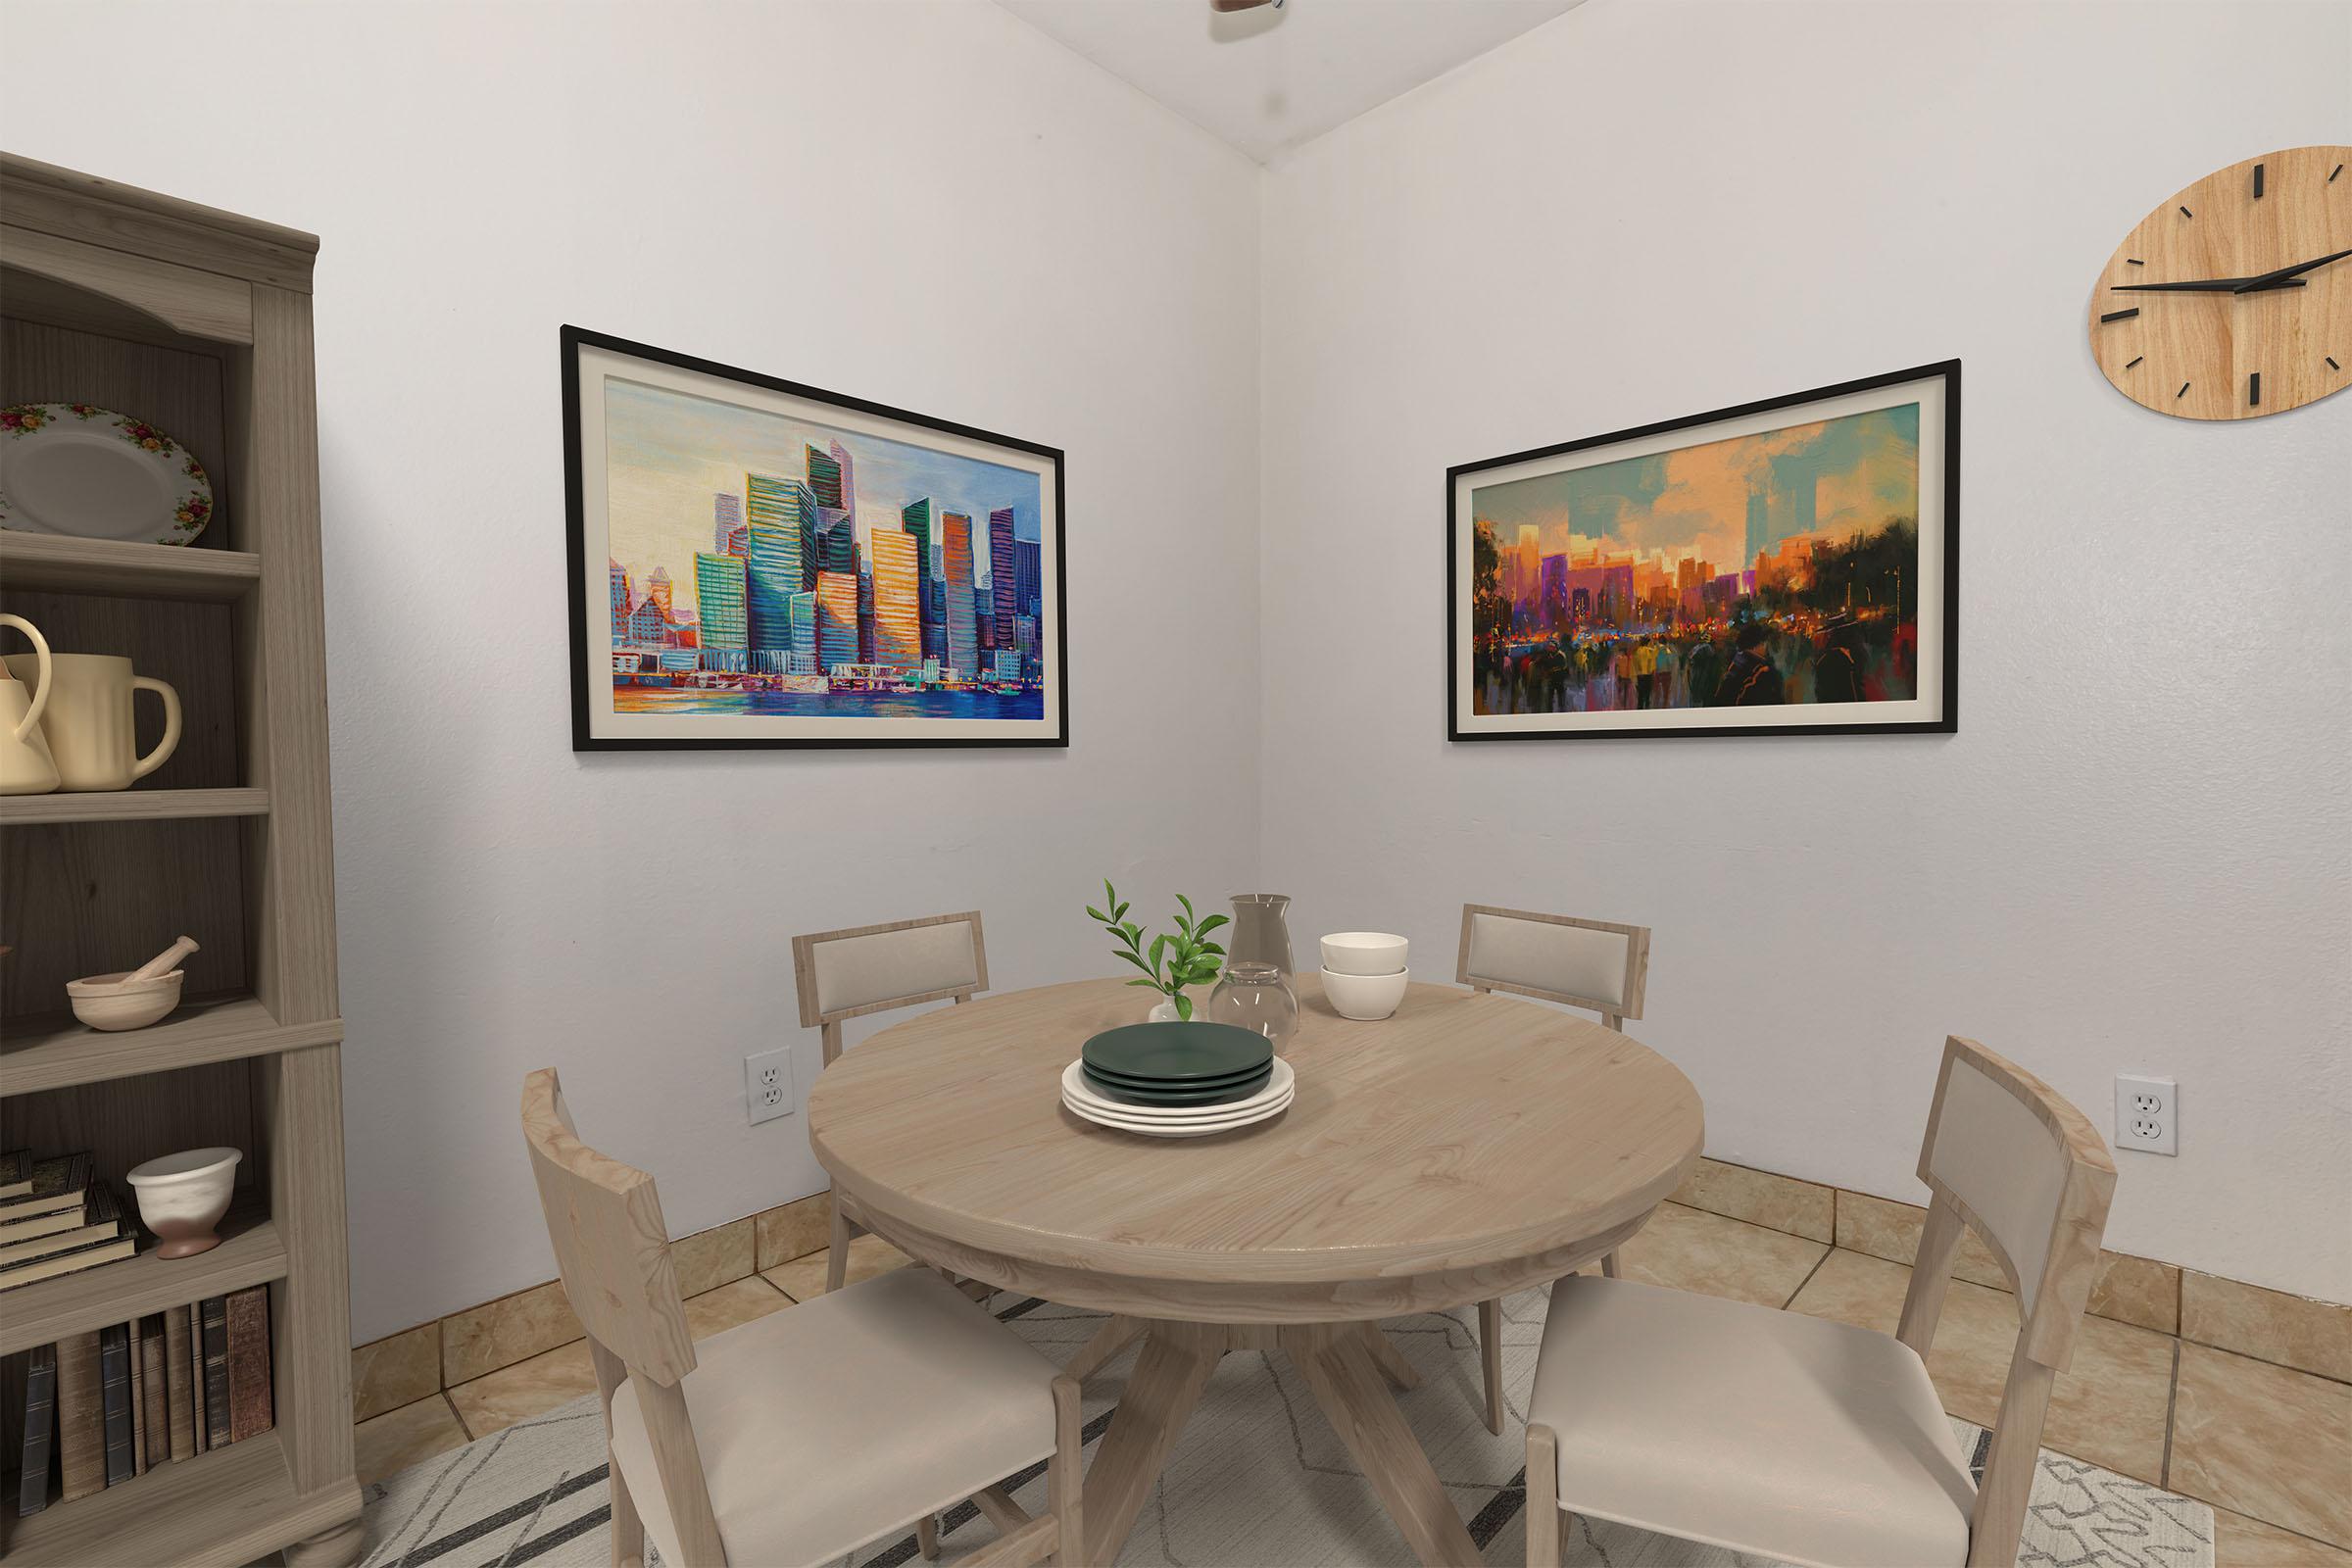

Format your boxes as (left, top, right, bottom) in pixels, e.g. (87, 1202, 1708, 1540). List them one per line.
(521, 1066, 1081, 1568)
(1521, 1037, 2116, 1568)
(1453, 902, 1651, 1433)
(792, 910, 987, 1293)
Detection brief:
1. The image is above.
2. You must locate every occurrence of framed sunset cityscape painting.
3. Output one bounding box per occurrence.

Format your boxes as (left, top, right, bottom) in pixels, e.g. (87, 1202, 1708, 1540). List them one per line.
(564, 326, 1066, 749)
(1447, 362, 1958, 741)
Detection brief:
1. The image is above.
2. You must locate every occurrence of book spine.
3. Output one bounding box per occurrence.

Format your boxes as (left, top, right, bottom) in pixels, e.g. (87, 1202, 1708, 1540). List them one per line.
(200, 1296, 230, 1449)
(54, 1330, 104, 1503)
(127, 1316, 147, 1475)
(18, 1343, 56, 1516)
(225, 1287, 273, 1442)
(164, 1304, 195, 1462)
(140, 1313, 170, 1472)
(100, 1323, 131, 1487)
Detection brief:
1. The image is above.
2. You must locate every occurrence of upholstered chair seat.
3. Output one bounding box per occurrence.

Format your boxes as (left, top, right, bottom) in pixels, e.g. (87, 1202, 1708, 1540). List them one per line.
(1528, 1275, 1973, 1568)
(609, 1267, 1063, 1567)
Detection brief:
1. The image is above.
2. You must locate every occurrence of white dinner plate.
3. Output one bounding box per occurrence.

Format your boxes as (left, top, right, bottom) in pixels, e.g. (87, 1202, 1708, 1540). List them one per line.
(1061, 1055, 1294, 1120)
(1062, 1087, 1295, 1138)
(0, 403, 215, 546)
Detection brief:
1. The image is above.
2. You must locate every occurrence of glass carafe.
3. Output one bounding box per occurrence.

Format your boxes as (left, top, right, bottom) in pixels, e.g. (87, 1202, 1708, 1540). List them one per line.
(1209, 961, 1298, 1046)
(1228, 893, 1295, 985)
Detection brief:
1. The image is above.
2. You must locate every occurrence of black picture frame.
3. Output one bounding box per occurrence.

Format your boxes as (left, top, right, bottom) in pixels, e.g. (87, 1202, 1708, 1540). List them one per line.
(1446, 360, 1960, 742)
(563, 324, 1070, 751)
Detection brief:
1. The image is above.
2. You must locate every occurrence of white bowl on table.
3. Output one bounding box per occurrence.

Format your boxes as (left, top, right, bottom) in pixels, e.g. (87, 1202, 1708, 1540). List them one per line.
(1321, 966, 1409, 1021)
(1320, 931, 1408, 977)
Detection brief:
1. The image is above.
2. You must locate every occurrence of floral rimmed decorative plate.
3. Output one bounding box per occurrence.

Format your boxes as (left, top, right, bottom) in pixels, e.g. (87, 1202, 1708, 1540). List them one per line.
(0, 403, 213, 546)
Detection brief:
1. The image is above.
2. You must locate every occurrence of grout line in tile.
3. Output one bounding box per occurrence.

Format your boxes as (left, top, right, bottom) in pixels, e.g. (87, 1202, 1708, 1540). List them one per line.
(2158, 1335, 2180, 1488)
(442, 1387, 473, 1443)
(1781, 1243, 1837, 1309)
(2174, 1330, 2352, 1388)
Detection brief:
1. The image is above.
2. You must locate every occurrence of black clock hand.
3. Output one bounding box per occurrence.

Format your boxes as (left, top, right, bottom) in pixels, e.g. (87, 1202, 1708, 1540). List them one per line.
(2111, 277, 2304, 293)
(2233, 247, 2352, 293)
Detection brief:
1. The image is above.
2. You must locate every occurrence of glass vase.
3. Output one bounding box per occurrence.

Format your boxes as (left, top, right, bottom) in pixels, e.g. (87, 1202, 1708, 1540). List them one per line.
(1209, 961, 1298, 1046)
(1228, 893, 1295, 985)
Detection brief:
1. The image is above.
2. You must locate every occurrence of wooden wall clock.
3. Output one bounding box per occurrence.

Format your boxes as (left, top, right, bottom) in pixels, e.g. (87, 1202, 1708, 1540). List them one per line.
(2089, 145, 2351, 419)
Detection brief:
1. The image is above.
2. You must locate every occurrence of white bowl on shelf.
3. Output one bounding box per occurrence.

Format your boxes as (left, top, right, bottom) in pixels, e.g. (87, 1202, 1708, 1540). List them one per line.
(67, 968, 183, 1031)
(1319, 931, 1408, 976)
(1321, 966, 1409, 1021)
(126, 1146, 240, 1258)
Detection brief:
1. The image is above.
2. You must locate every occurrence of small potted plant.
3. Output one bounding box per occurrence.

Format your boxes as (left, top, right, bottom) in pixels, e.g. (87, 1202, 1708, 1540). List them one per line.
(1086, 880, 1226, 1021)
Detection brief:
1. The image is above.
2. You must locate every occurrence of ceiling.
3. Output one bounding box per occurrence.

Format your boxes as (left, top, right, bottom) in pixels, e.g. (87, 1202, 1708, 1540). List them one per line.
(996, 0, 1584, 164)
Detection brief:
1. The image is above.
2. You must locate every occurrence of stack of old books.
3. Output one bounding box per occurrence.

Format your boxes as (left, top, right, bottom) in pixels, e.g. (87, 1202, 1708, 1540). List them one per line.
(0, 1152, 275, 1514)
(0, 1152, 134, 1290)
(12, 1292, 275, 1512)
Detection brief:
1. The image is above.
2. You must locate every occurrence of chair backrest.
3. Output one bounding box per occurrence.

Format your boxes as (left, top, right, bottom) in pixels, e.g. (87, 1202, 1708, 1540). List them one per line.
(1455, 904, 1649, 1026)
(1894, 1038, 2115, 1568)
(792, 910, 988, 1063)
(520, 1068, 724, 1561)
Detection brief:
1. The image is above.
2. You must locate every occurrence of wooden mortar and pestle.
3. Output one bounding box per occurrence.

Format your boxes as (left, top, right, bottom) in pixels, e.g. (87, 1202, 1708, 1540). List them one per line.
(68, 935, 199, 1031)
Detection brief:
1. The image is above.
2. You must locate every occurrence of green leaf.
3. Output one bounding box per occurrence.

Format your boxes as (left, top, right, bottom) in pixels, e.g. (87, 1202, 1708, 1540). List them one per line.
(1149, 933, 1168, 973)
(1113, 950, 1158, 978)
(1119, 921, 1143, 947)
(1195, 914, 1229, 936)
(1177, 894, 1196, 921)
(1174, 993, 1195, 1022)
(1103, 879, 1117, 906)
(1085, 906, 1107, 923)
(1199, 941, 1225, 957)
(1113, 903, 1129, 921)
(1124, 977, 1159, 990)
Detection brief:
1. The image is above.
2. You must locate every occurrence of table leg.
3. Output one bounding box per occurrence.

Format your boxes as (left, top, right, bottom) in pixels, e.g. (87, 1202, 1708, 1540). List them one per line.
(1361, 1323, 1423, 1391)
(1284, 1324, 1485, 1568)
(1081, 1321, 1224, 1564)
(1063, 1314, 1147, 1382)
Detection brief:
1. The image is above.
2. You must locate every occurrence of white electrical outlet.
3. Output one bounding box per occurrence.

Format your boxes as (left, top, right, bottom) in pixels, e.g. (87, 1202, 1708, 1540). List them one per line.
(2114, 1072, 2177, 1156)
(745, 1048, 795, 1125)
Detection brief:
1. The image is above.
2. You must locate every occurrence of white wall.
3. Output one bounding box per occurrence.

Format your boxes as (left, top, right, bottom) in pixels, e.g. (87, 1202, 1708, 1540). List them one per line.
(6, 0, 2345, 1330)
(0, 1, 1264, 1341)
(1257, 0, 2352, 1301)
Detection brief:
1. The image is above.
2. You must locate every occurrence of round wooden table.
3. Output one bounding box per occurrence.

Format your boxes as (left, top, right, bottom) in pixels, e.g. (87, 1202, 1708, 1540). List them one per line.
(808, 973, 1704, 1567)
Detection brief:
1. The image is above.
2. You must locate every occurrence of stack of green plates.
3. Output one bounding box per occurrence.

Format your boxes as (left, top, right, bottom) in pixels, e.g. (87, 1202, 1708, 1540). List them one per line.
(1081, 1022, 1273, 1105)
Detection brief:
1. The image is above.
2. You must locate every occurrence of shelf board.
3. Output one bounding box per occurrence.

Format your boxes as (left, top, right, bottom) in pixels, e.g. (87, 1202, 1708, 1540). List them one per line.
(0, 788, 268, 825)
(0, 1429, 360, 1568)
(0, 1211, 283, 1356)
(0, 532, 261, 602)
(1, 995, 340, 1096)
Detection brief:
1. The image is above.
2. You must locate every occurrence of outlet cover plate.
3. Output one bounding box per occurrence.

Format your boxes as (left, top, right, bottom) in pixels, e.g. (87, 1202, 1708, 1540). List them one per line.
(2113, 1072, 2177, 1156)
(745, 1047, 796, 1126)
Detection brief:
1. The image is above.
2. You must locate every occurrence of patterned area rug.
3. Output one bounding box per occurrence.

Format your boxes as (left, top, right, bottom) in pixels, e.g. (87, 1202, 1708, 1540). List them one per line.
(361, 1290, 2215, 1567)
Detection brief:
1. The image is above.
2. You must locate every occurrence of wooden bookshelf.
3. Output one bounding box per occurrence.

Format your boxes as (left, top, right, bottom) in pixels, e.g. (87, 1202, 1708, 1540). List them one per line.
(0, 1211, 283, 1357)
(0, 789, 269, 826)
(0, 534, 262, 602)
(0, 155, 360, 1566)
(0, 1431, 352, 1568)
(0, 997, 340, 1097)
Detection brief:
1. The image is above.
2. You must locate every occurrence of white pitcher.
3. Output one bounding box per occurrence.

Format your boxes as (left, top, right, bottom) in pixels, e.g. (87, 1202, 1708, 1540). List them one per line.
(0, 613, 60, 795)
(1, 651, 180, 792)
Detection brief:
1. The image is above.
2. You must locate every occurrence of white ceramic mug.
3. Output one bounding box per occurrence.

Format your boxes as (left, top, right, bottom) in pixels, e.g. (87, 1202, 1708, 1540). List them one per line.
(0, 613, 60, 795)
(1, 652, 180, 791)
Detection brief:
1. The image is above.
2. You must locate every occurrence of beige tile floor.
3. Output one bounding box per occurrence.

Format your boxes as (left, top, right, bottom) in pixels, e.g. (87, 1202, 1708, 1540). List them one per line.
(353, 1205, 2352, 1562)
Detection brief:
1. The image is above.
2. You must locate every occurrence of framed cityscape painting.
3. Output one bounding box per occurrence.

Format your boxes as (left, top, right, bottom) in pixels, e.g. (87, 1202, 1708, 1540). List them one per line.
(564, 325, 1067, 750)
(1447, 361, 1958, 741)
